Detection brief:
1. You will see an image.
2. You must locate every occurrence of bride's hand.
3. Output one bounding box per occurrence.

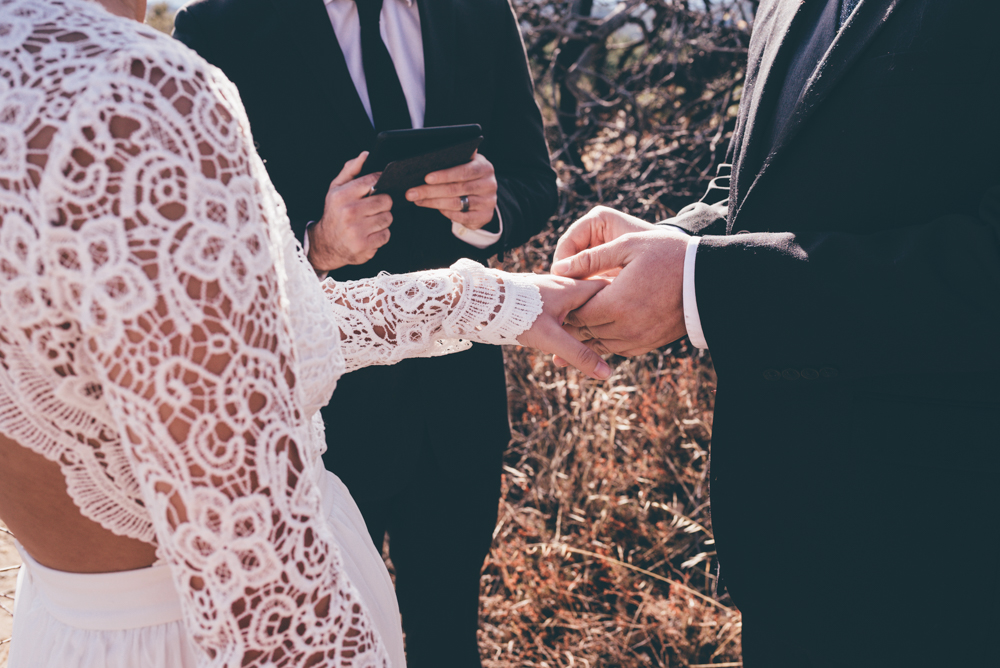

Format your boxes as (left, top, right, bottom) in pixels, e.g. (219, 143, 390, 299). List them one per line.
(516, 275, 612, 380)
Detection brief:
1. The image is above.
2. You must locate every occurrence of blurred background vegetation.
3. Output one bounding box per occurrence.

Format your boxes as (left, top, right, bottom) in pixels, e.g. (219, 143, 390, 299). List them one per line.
(2, 2, 755, 667)
(486, 4, 751, 665)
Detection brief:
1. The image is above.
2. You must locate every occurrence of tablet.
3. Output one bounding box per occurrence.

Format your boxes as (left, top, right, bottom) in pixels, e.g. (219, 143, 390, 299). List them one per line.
(371, 136, 483, 196)
(361, 124, 484, 175)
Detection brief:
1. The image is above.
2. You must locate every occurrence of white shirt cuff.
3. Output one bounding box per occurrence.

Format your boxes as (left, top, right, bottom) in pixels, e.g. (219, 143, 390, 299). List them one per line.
(683, 236, 708, 349)
(451, 207, 503, 249)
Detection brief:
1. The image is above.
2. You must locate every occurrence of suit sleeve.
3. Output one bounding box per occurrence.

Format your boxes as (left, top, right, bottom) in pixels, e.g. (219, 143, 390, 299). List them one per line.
(485, 0, 558, 253)
(692, 183, 1000, 383)
(174, 2, 319, 245)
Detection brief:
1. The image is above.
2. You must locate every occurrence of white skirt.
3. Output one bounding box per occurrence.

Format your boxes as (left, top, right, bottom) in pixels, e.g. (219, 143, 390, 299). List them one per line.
(8, 471, 405, 668)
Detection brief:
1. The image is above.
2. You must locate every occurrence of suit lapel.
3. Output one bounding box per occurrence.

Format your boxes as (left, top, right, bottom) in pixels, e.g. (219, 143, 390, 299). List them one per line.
(271, 0, 376, 146)
(733, 0, 905, 224)
(417, 0, 455, 128)
(728, 0, 810, 224)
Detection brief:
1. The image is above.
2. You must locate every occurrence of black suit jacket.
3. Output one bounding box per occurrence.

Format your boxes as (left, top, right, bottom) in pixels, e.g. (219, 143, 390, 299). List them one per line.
(174, 0, 556, 481)
(174, 0, 555, 273)
(669, 1, 999, 664)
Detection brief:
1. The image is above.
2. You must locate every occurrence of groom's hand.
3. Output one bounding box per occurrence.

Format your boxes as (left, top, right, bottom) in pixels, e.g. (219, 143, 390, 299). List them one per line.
(553, 206, 658, 273)
(307, 152, 393, 272)
(551, 225, 688, 357)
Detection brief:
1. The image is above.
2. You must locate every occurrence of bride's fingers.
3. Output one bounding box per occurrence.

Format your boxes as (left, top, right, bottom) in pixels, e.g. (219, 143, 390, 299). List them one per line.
(545, 323, 612, 380)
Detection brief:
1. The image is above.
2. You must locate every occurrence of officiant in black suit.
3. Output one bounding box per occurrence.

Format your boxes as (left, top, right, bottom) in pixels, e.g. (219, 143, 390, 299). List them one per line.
(174, 0, 556, 665)
(552, 0, 999, 665)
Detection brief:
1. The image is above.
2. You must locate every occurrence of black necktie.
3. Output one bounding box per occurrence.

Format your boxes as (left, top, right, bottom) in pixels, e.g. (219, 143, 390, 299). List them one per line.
(355, 0, 412, 133)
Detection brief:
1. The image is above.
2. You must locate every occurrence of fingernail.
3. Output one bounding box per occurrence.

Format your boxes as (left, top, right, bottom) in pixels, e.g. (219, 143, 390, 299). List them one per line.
(551, 259, 569, 275)
(405, 192, 416, 201)
(595, 361, 611, 380)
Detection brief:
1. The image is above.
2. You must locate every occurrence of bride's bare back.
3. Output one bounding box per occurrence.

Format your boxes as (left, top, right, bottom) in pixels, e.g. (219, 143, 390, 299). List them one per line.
(0, 0, 155, 573)
(0, 433, 155, 572)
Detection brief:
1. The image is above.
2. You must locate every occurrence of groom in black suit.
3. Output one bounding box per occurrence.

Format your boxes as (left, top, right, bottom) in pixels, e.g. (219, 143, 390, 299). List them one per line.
(174, 1, 556, 665)
(553, 0, 999, 665)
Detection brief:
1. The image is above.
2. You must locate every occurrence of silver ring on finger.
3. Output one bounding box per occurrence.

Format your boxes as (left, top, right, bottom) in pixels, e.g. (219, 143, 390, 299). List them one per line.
(459, 195, 470, 213)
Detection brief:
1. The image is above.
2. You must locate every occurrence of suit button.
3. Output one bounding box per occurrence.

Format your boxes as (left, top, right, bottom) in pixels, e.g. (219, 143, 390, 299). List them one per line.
(820, 366, 839, 378)
(782, 368, 800, 381)
(800, 367, 819, 380)
(763, 368, 782, 381)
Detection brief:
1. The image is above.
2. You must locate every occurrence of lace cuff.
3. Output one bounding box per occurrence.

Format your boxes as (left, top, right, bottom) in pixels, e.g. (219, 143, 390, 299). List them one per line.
(329, 259, 543, 373)
(444, 259, 542, 345)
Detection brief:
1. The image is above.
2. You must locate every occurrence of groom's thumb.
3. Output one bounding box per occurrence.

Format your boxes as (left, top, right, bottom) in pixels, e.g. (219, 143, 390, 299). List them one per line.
(551, 237, 630, 279)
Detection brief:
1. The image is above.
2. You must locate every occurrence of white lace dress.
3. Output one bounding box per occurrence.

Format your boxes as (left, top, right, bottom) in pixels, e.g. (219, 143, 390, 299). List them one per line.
(0, 1, 542, 666)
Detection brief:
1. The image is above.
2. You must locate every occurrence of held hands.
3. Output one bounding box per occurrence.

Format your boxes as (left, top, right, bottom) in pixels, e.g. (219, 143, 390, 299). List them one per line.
(516, 274, 614, 380)
(405, 152, 499, 229)
(550, 206, 689, 359)
(307, 152, 393, 272)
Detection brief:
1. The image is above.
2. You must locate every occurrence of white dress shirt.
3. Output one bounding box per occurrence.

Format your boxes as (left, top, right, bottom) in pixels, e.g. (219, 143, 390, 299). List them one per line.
(683, 236, 708, 349)
(323, 0, 502, 249)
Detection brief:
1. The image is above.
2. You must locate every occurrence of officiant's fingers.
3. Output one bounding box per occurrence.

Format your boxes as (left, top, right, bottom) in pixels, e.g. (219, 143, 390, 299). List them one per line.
(353, 192, 393, 216)
(366, 227, 391, 249)
(363, 211, 394, 232)
(338, 173, 383, 202)
(331, 151, 369, 187)
(423, 151, 493, 185)
(410, 194, 491, 213)
(405, 175, 496, 204)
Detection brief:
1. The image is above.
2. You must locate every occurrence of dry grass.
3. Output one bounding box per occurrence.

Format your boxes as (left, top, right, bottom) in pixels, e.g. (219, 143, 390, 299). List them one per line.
(479, 243, 738, 667)
(0, 521, 18, 667)
(476, 4, 751, 664)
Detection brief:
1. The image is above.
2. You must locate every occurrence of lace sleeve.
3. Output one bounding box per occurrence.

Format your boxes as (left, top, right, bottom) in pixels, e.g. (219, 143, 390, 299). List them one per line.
(45, 30, 388, 667)
(322, 259, 543, 373)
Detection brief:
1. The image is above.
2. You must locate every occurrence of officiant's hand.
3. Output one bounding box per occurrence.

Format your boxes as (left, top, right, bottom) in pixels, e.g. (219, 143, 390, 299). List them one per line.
(551, 207, 687, 358)
(517, 274, 614, 381)
(307, 152, 393, 272)
(405, 152, 498, 230)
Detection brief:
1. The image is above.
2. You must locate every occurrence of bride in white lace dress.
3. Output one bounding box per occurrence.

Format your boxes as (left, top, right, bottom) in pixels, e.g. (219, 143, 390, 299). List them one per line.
(0, 1, 611, 666)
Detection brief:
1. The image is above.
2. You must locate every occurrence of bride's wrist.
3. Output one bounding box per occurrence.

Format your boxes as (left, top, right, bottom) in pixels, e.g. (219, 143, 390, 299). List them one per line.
(444, 261, 543, 345)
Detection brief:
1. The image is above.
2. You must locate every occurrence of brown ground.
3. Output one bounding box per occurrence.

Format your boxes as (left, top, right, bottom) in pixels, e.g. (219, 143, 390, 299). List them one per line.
(0, 521, 18, 666)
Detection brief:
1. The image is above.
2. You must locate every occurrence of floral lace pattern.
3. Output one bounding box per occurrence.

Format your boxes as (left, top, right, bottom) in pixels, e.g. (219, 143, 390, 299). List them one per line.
(0, 1, 541, 666)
